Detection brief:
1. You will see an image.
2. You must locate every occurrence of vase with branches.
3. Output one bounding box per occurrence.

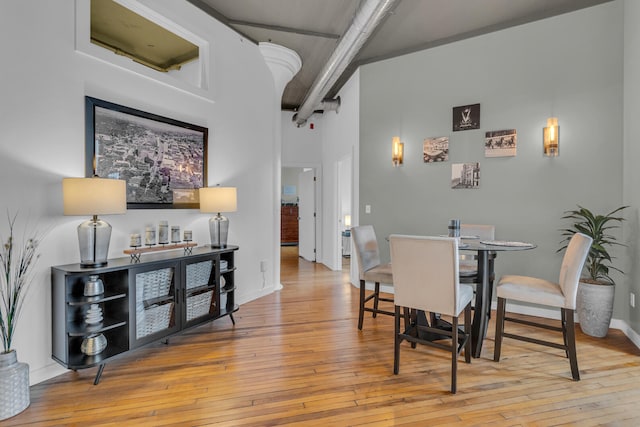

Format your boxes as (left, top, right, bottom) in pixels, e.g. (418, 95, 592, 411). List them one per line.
(0, 213, 41, 420)
(0, 214, 40, 354)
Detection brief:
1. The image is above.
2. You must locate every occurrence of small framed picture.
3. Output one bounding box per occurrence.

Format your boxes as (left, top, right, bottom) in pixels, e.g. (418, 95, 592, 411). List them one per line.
(451, 163, 480, 189)
(453, 103, 480, 131)
(423, 137, 449, 163)
(485, 129, 517, 157)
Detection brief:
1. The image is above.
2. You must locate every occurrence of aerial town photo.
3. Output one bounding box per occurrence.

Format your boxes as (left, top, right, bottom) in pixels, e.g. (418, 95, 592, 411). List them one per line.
(93, 105, 206, 207)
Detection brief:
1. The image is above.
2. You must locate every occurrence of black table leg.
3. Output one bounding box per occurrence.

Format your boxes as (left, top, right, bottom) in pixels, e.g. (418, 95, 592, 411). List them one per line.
(471, 250, 492, 358)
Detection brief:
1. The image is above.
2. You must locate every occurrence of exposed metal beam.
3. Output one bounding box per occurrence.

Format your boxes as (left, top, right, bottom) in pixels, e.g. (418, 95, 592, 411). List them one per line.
(229, 20, 340, 40)
(185, 0, 258, 44)
(293, 0, 399, 127)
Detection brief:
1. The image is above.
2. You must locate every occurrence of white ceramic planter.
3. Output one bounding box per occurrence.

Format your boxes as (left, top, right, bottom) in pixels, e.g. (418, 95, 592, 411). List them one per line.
(576, 281, 615, 338)
(0, 350, 30, 420)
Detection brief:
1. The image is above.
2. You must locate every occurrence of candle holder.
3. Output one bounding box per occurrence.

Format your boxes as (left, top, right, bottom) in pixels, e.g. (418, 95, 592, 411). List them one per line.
(171, 226, 181, 244)
(158, 221, 169, 245)
(145, 226, 156, 247)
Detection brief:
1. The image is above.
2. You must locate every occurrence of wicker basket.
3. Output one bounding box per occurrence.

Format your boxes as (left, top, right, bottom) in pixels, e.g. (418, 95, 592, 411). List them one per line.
(186, 291, 213, 321)
(136, 268, 173, 300)
(136, 302, 173, 338)
(186, 261, 213, 290)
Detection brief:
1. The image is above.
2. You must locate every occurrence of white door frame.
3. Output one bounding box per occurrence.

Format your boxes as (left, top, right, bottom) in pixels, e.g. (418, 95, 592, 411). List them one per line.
(281, 163, 322, 263)
(335, 154, 353, 270)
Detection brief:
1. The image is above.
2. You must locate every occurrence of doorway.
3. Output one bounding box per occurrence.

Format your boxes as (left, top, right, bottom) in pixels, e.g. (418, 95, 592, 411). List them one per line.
(280, 166, 317, 262)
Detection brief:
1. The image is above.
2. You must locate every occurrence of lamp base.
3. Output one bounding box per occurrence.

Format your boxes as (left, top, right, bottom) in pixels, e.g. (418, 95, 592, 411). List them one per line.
(209, 214, 229, 248)
(78, 217, 112, 268)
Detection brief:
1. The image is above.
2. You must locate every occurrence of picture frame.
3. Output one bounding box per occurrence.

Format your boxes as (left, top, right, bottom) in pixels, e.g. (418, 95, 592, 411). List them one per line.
(85, 96, 208, 209)
(485, 129, 517, 157)
(423, 137, 449, 163)
(451, 162, 480, 189)
(452, 103, 480, 131)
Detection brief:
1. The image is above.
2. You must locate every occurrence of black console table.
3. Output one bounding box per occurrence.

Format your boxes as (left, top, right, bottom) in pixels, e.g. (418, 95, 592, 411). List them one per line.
(51, 245, 238, 384)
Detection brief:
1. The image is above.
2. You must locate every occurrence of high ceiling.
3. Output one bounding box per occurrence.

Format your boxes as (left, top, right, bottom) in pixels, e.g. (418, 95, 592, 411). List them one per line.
(187, 0, 612, 111)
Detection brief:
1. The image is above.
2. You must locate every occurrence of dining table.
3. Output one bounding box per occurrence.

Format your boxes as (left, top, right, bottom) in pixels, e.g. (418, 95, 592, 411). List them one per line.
(415, 237, 536, 358)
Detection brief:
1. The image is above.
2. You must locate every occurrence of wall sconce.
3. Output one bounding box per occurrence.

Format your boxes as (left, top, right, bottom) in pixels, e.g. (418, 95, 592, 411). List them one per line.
(392, 136, 404, 166)
(543, 117, 559, 157)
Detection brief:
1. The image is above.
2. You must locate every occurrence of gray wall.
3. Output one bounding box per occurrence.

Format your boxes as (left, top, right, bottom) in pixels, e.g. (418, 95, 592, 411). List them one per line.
(359, 3, 626, 313)
(624, 0, 640, 333)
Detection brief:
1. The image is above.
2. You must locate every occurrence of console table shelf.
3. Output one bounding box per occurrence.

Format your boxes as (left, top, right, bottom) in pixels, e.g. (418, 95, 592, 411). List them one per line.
(52, 245, 238, 384)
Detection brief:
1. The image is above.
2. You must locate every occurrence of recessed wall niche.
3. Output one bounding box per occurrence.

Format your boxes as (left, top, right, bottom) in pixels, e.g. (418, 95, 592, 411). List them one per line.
(75, 0, 212, 100)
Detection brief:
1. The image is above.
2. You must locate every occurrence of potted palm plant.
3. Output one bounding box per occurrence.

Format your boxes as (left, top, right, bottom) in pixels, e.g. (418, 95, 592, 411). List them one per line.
(1, 214, 40, 420)
(559, 205, 627, 337)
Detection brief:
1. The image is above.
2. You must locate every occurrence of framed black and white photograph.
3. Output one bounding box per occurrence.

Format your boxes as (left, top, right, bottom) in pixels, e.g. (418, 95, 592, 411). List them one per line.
(451, 162, 480, 189)
(85, 96, 208, 209)
(423, 137, 449, 163)
(452, 103, 480, 131)
(485, 129, 517, 157)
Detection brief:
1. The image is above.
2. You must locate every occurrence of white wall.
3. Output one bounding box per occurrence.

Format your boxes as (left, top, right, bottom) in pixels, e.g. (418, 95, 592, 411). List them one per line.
(281, 111, 323, 166)
(359, 3, 627, 315)
(281, 167, 303, 204)
(322, 71, 361, 271)
(0, 0, 279, 383)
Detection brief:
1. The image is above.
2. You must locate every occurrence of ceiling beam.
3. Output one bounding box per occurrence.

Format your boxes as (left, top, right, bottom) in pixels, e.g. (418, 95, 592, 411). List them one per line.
(229, 20, 340, 40)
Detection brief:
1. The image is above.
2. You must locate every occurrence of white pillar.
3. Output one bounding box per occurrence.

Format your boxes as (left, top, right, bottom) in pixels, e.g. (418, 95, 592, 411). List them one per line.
(259, 43, 302, 290)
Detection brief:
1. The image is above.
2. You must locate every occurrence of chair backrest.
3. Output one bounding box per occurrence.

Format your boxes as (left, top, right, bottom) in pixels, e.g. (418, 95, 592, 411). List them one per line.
(461, 224, 495, 240)
(389, 235, 462, 316)
(351, 225, 382, 278)
(459, 224, 495, 268)
(558, 232, 593, 309)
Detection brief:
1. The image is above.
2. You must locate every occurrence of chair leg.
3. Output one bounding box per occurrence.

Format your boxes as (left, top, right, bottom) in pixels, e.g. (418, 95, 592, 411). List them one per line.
(464, 303, 471, 364)
(451, 316, 458, 394)
(358, 279, 366, 330)
(563, 308, 580, 381)
(403, 307, 411, 332)
(394, 305, 401, 375)
(561, 308, 569, 358)
(493, 297, 506, 362)
(372, 282, 380, 318)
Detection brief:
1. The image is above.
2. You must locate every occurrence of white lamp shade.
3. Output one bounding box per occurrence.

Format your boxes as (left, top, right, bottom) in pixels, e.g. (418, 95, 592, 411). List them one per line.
(199, 187, 237, 213)
(63, 177, 127, 215)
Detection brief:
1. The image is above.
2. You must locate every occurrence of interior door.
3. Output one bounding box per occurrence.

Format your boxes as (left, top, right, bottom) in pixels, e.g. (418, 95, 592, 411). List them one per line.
(298, 169, 316, 261)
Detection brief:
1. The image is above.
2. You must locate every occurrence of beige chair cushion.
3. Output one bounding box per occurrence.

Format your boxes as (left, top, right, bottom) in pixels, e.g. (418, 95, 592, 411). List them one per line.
(458, 262, 479, 277)
(496, 275, 565, 308)
(362, 262, 393, 284)
(496, 232, 592, 310)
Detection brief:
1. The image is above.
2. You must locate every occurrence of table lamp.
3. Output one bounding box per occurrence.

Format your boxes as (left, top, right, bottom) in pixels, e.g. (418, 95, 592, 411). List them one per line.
(63, 177, 127, 267)
(199, 186, 237, 248)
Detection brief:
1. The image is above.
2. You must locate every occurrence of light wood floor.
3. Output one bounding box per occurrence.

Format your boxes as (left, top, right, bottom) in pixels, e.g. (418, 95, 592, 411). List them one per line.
(8, 246, 640, 426)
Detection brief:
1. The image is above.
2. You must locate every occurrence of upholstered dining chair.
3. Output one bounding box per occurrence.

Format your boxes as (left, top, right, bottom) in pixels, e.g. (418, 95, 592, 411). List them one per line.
(351, 225, 394, 330)
(389, 235, 474, 394)
(493, 232, 592, 380)
(458, 224, 495, 283)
